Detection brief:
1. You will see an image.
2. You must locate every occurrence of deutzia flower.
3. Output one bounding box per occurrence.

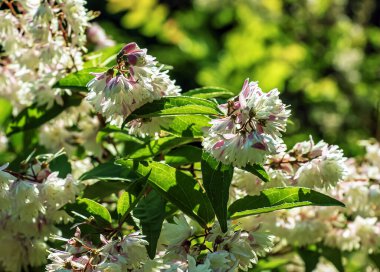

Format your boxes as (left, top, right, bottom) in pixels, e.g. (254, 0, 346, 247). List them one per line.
(86, 42, 181, 127)
(203, 79, 290, 167)
(293, 137, 347, 189)
(46, 230, 149, 271)
(0, 157, 80, 271)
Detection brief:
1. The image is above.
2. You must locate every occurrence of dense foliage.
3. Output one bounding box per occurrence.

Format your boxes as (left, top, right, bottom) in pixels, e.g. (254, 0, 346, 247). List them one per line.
(1, 0, 380, 272)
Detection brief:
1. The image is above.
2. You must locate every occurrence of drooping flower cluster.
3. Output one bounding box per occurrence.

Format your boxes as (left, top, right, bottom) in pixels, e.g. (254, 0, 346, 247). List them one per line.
(0, 156, 80, 272)
(0, 0, 92, 113)
(203, 79, 290, 167)
(86, 42, 181, 129)
(232, 140, 380, 266)
(230, 136, 347, 200)
(46, 228, 149, 271)
(156, 215, 275, 271)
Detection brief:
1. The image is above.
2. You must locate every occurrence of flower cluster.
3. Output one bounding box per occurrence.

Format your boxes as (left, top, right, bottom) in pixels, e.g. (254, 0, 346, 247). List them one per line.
(0, 156, 80, 271)
(86, 42, 181, 129)
(46, 228, 149, 271)
(156, 215, 275, 271)
(203, 79, 290, 167)
(230, 136, 347, 200)
(0, 0, 92, 113)
(233, 140, 380, 263)
(39, 101, 101, 157)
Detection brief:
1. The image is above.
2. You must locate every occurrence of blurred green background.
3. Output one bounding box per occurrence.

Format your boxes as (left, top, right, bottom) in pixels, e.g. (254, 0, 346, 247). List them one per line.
(87, 0, 380, 155)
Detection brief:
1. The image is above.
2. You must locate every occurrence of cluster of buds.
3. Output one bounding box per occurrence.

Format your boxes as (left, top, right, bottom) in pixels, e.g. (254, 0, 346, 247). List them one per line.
(0, 154, 80, 271)
(86, 42, 181, 133)
(156, 215, 275, 271)
(203, 79, 290, 167)
(46, 228, 149, 271)
(0, 0, 92, 112)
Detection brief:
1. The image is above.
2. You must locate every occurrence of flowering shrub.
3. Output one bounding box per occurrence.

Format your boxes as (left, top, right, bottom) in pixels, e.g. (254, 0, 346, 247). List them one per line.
(0, 1, 379, 272)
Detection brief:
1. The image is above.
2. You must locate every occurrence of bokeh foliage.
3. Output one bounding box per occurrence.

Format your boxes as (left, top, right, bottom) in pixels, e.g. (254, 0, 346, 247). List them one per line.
(88, 0, 380, 155)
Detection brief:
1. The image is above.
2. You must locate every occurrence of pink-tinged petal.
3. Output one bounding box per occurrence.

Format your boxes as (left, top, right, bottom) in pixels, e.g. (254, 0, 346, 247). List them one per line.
(239, 92, 247, 109)
(268, 115, 276, 121)
(252, 142, 267, 151)
(223, 133, 236, 140)
(122, 42, 139, 53)
(90, 72, 105, 79)
(218, 102, 228, 113)
(256, 124, 264, 134)
(213, 140, 224, 150)
(241, 78, 250, 97)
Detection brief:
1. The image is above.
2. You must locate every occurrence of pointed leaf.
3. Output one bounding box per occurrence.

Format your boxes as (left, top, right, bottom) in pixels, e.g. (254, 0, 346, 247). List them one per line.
(240, 164, 269, 183)
(54, 67, 108, 91)
(116, 159, 214, 227)
(128, 136, 199, 160)
(123, 96, 221, 126)
(163, 115, 211, 137)
(321, 246, 344, 272)
(201, 152, 234, 232)
(83, 44, 124, 68)
(228, 187, 345, 219)
(298, 248, 320, 272)
(79, 161, 131, 181)
(134, 190, 166, 259)
(185, 87, 235, 99)
(165, 145, 203, 166)
(117, 171, 150, 220)
(83, 180, 131, 200)
(78, 198, 112, 223)
(49, 154, 72, 178)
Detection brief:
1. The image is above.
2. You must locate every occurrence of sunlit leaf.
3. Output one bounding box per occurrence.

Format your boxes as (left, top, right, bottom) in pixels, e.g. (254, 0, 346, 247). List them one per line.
(228, 187, 345, 219)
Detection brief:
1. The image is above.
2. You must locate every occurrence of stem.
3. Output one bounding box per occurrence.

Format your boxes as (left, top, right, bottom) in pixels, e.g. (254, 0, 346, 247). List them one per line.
(4, 0, 18, 16)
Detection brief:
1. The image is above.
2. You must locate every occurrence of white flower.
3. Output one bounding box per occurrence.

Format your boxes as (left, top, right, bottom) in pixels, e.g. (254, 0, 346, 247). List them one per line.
(86, 42, 181, 126)
(294, 137, 347, 189)
(119, 233, 149, 269)
(187, 255, 212, 272)
(161, 215, 194, 247)
(203, 79, 289, 167)
(205, 251, 233, 271)
(127, 117, 172, 138)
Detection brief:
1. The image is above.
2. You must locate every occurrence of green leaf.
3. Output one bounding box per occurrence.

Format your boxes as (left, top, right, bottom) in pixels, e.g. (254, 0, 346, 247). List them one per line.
(185, 87, 235, 99)
(83, 180, 131, 200)
(163, 115, 211, 137)
(123, 96, 221, 126)
(134, 189, 166, 259)
(83, 44, 124, 68)
(369, 253, 380, 269)
(240, 164, 269, 183)
(128, 136, 199, 160)
(165, 145, 203, 166)
(117, 171, 150, 219)
(201, 152, 234, 232)
(117, 192, 137, 218)
(320, 246, 344, 272)
(6, 94, 82, 136)
(78, 198, 112, 223)
(0, 98, 12, 128)
(298, 248, 320, 272)
(116, 159, 214, 227)
(249, 257, 289, 271)
(228, 187, 345, 219)
(49, 154, 72, 178)
(79, 161, 132, 181)
(54, 67, 108, 91)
